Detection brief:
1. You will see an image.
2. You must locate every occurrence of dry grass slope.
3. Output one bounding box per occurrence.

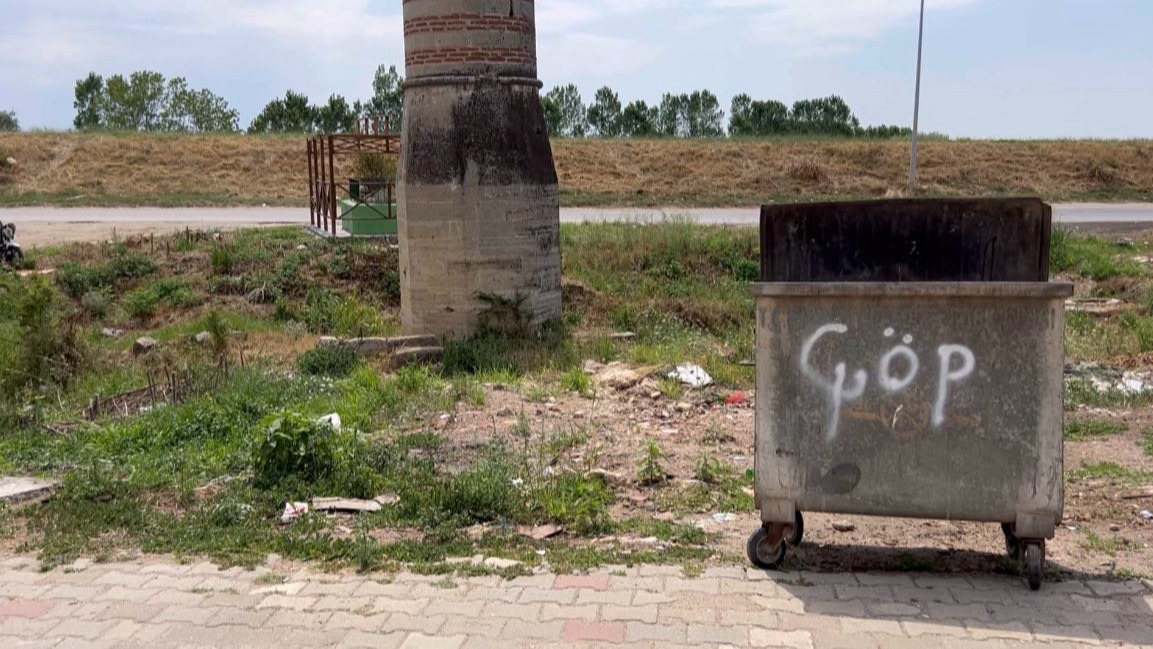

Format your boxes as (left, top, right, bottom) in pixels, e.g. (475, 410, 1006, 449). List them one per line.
(1, 132, 1151, 207)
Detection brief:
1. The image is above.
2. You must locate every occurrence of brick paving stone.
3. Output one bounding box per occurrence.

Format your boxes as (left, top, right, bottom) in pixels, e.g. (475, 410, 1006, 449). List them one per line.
(0, 584, 50, 599)
(926, 602, 993, 621)
(94, 586, 161, 603)
(540, 603, 598, 621)
(0, 617, 58, 638)
(440, 615, 505, 638)
(687, 623, 749, 645)
(901, 620, 969, 638)
(465, 587, 522, 603)
(153, 605, 223, 625)
(575, 587, 633, 605)
(202, 607, 275, 628)
(891, 585, 956, 604)
(562, 620, 627, 643)
(1031, 623, 1102, 645)
(339, 629, 406, 649)
(854, 574, 917, 588)
(374, 597, 430, 615)
(833, 585, 894, 601)
(658, 604, 718, 625)
(637, 565, 683, 577)
(353, 581, 413, 598)
(749, 628, 815, 649)
(866, 601, 922, 617)
(963, 620, 1034, 642)
(267, 609, 332, 630)
(632, 589, 676, 605)
(517, 587, 576, 604)
(775, 612, 840, 633)
(751, 596, 806, 614)
(0, 600, 56, 619)
(665, 577, 721, 594)
(607, 576, 666, 592)
(625, 621, 688, 643)
(481, 602, 539, 622)
(1086, 581, 1147, 597)
(255, 595, 316, 611)
(312, 596, 375, 612)
(601, 604, 659, 623)
(141, 575, 205, 591)
(299, 580, 363, 597)
(398, 632, 467, 649)
(804, 599, 868, 617)
(554, 574, 610, 591)
(503, 619, 565, 640)
(326, 612, 391, 632)
(146, 589, 208, 606)
(45, 618, 117, 639)
(93, 572, 154, 588)
(839, 617, 905, 636)
(43, 585, 103, 601)
(720, 608, 778, 628)
(383, 613, 447, 635)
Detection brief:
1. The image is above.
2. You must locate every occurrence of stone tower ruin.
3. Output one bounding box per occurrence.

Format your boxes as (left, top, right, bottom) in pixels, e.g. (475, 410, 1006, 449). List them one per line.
(398, 0, 562, 339)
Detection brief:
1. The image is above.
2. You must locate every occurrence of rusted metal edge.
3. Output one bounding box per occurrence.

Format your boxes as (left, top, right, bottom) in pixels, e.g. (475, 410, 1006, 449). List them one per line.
(749, 282, 1074, 298)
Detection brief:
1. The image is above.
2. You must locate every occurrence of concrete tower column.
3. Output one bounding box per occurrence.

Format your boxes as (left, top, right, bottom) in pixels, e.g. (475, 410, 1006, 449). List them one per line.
(398, 0, 562, 339)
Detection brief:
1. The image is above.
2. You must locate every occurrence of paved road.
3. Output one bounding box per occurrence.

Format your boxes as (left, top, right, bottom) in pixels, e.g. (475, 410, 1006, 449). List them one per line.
(2, 556, 1150, 648)
(4, 204, 1153, 246)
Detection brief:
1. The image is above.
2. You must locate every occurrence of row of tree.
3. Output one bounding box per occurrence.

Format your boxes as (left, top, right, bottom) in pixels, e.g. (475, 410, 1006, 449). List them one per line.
(67, 68, 910, 139)
(546, 85, 910, 139)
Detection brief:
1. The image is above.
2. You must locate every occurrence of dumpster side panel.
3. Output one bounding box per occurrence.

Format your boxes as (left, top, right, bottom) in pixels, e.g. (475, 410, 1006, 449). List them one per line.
(754, 288, 1065, 534)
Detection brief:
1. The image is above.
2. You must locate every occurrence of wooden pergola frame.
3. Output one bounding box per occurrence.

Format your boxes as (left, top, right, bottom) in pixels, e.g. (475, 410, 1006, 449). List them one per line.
(307, 117, 401, 236)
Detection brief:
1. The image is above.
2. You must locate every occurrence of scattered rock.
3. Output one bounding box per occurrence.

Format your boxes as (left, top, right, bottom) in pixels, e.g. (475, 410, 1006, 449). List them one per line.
(0, 477, 60, 505)
(589, 468, 627, 487)
(832, 521, 856, 533)
(712, 513, 738, 523)
(281, 502, 309, 524)
(1109, 524, 1122, 532)
(608, 332, 636, 341)
(593, 362, 642, 390)
(132, 337, 158, 356)
(321, 335, 440, 358)
(674, 402, 692, 413)
(582, 359, 604, 375)
(102, 328, 125, 339)
(194, 331, 212, 345)
(374, 493, 400, 506)
(1116, 237, 1136, 248)
(4, 157, 16, 167)
(391, 346, 445, 368)
(649, 392, 662, 400)
(1065, 298, 1125, 316)
(1120, 486, 1153, 500)
(296, 244, 308, 251)
(311, 498, 382, 514)
(483, 557, 522, 569)
(518, 524, 564, 540)
(496, 408, 515, 417)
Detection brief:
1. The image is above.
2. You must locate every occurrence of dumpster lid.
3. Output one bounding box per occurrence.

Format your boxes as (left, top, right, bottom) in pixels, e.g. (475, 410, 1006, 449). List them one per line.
(761, 198, 1053, 283)
(749, 282, 1074, 298)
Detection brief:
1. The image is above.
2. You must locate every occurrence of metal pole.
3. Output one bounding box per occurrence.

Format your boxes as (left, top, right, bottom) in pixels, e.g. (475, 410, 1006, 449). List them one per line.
(909, 0, 926, 191)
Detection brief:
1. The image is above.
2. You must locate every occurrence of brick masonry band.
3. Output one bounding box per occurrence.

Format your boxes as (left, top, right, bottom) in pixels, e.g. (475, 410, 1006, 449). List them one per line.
(404, 14, 533, 36)
(405, 47, 536, 67)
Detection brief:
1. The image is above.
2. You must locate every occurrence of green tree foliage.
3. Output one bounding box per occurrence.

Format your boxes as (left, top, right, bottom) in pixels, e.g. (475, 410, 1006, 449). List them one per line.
(248, 91, 318, 134)
(366, 65, 404, 130)
(790, 95, 859, 136)
(71, 70, 238, 133)
(0, 110, 17, 132)
(654, 91, 724, 138)
(729, 94, 790, 137)
(586, 86, 622, 138)
(316, 94, 358, 134)
(541, 84, 587, 138)
(619, 100, 658, 137)
(73, 73, 105, 130)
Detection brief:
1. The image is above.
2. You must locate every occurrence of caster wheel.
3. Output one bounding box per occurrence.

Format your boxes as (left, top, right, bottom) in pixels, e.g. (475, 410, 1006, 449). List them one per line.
(1025, 543, 1045, 591)
(787, 511, 805, 547)
(1001, 523, 1020, 560)
(747, 527, 788, 570)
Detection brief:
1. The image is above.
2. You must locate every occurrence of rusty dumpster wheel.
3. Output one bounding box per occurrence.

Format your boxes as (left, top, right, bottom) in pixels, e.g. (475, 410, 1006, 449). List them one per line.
(747, 527, 787, 570)
(1024, 543, 1045, 591)
(1001, 523, 1021, 560)
(787, 511, 805, 546)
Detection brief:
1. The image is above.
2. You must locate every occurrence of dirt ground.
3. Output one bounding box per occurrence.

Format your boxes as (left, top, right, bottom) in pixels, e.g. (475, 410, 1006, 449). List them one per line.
(424, 375, 1153, 580)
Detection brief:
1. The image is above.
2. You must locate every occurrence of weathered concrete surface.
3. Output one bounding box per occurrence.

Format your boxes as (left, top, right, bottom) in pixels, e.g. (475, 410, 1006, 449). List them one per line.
(318, 335, 440, 358)
(0, 477, 59, 505)
(399, 0, 562, 339)
(751, 283, 1073, 540)
(1, 556, 1150, 648)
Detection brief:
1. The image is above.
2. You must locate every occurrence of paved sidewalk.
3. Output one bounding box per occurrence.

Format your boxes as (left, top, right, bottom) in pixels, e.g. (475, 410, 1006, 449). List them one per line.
(1, 556, 1151, 648)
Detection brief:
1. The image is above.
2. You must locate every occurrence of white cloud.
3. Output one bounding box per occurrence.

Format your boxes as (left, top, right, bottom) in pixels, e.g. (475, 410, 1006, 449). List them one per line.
(711, 0, 984, 54)
(540, 33, 660, 80)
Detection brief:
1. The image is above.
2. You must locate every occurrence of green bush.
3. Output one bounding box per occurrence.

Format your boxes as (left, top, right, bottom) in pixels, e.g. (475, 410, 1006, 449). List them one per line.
(56, 251, 158, 299)
(124, 288, 161, 319)
(252, 411, 374, 495)
(211, 246, 235, 276)
(125, 279, 202, 319)
(80, 290, 110, 318)
(297, 346, 360, 377)
(0, 276, 86, 403)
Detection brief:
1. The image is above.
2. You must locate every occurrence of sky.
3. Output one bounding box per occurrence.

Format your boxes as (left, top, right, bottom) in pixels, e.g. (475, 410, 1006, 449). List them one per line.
(0, 0, 1150, 139)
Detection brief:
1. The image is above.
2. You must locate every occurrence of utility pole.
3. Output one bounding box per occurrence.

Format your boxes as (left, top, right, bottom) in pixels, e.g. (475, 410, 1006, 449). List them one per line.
(909, 0, 926, 191)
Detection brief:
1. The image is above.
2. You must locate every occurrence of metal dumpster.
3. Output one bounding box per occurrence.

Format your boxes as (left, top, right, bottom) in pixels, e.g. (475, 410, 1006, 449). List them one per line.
(747, 198, 1074, 590)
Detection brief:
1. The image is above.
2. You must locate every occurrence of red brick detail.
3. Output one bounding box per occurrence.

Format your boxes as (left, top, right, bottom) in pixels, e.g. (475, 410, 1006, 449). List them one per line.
(0, 599, 55, 619)
(563, 620, 627, 643)
(405, 47, 535, 67)
(554, 574, 610, 591)
(404, 13, 533, 37)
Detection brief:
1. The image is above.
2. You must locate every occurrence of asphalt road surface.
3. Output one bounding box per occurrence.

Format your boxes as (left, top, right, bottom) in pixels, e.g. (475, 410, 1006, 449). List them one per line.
(4, 203, 1153, 247)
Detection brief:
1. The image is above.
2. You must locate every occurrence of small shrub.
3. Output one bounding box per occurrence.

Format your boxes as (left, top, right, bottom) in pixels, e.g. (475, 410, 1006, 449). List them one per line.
(80, 290, 110, 318)
(297, 346, 359, 377)
(124, 287, 161, 319)
(788, 159, 827, 183)
(637, 441, 668, 486)
(694, 454, 726, 484)
(1065, 420, 1127, 441)
(561, 367, 593, 397)
(211, 246, 235, 276)
(0, 276, 86, 400)
(252, 411, 373, 494)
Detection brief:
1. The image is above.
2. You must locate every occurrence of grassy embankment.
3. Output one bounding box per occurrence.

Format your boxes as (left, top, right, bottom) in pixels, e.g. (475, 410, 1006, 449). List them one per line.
(1, 132, 1152, 208)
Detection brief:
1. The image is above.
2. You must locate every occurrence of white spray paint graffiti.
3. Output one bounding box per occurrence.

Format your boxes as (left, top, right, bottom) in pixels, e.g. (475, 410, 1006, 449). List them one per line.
(800, 324, 976, 440)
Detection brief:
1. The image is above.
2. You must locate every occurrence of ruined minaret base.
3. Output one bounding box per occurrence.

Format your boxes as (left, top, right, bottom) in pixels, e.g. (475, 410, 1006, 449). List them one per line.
(398, 0, 561, 340)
